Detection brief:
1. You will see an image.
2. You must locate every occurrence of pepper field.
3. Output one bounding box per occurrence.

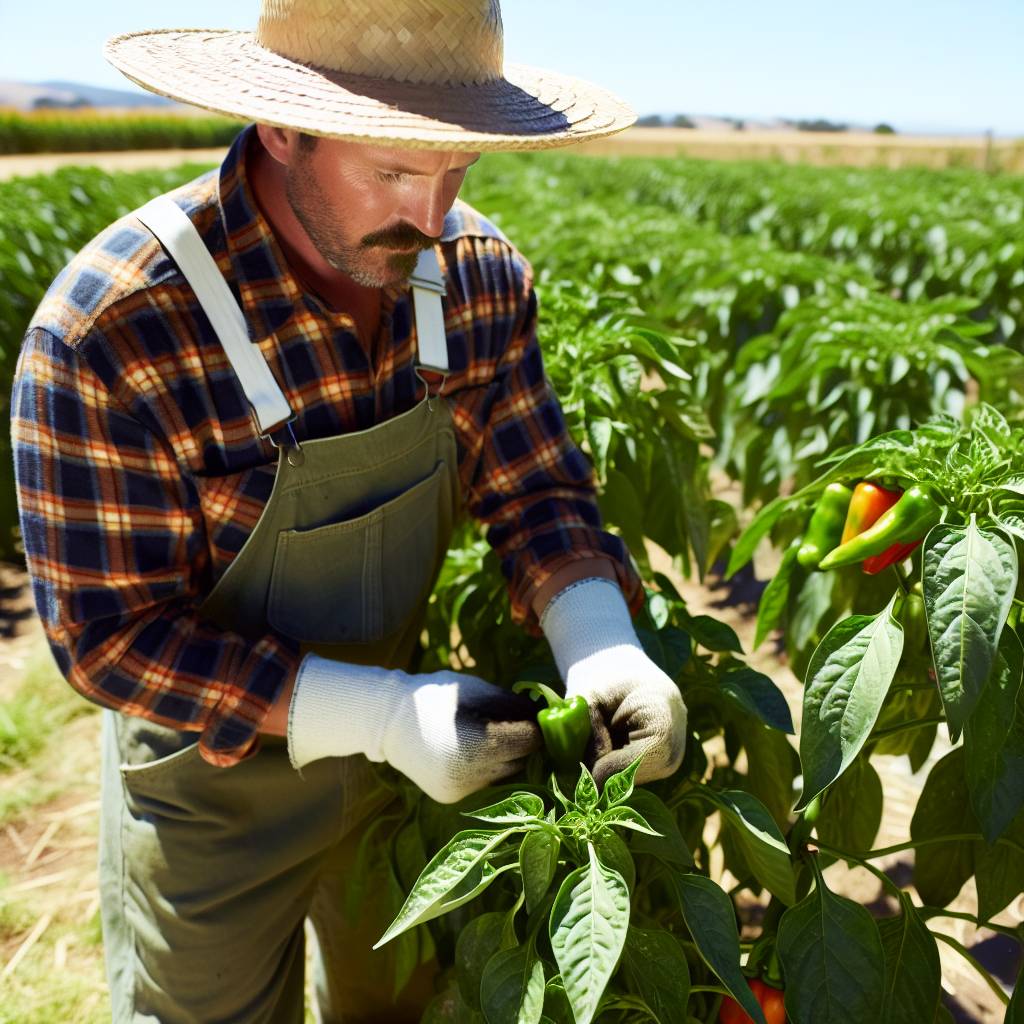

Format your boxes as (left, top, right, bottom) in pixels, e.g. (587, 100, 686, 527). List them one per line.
(0, 137, 1023, 1023)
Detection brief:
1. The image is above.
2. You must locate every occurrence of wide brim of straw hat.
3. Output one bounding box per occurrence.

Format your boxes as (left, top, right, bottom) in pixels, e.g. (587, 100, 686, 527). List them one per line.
(105, 29, 637, 151)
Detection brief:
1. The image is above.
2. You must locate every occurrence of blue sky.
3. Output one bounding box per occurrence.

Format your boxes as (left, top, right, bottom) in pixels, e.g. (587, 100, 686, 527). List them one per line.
(3, 1, 1022, 136)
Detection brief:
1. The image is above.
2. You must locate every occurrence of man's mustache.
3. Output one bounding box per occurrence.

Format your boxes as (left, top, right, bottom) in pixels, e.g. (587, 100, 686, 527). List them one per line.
(365, 227, 436, 250)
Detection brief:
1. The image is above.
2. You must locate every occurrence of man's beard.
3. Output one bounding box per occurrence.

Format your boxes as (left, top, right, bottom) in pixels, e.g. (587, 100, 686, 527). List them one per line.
(285, 163, 429, 289)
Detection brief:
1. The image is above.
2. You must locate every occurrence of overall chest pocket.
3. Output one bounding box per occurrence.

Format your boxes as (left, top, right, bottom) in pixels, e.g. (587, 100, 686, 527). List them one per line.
(266, 461, 450, 646)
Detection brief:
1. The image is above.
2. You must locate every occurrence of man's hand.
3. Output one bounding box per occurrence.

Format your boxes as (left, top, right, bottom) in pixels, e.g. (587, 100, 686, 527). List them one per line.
(539, 577, 688, 788)
(287, 656, 542, 804)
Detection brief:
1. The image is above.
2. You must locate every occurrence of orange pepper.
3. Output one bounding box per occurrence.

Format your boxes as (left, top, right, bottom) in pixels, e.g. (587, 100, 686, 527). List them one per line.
(840, 481, 902, 545)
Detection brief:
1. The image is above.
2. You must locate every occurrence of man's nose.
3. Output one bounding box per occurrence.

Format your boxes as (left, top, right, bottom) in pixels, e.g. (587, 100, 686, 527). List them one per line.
(406, 179, 447, 239)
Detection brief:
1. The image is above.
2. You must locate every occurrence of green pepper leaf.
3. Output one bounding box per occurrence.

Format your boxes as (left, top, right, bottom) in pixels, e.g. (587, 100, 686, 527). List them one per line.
(549, 843, 630, 1024)
(796, 593, 904, 811)
(964, 627, 1024, 843)
(726, 494, 794, 578)
(910, 748, 978, 907)
(755, 540, 801, 649)
(620, 926, 691, 1024)
(878, 892, 942, 1024)
(815, 755, 883, 855)
(624, 788, 694, 867)
(461, 793, 547, 825)
(480, 942, 547, 1024)
(720, 666, 795, 735)
(715, 789, 796, 905)
(599, 805, 661, 836)
(671, 872, 766, 1024)
(374, 829, 515, 948)
(573, 764, 600, 813)
(777, 862, 886, 1024)
(456, 913, 507, 1012)
(923, 518, 1019, 740)
(974, 811, 1024, 921)
(680, 611, 744, 653)
(598, 754, 644, 809)
(519, 829, 560, 916)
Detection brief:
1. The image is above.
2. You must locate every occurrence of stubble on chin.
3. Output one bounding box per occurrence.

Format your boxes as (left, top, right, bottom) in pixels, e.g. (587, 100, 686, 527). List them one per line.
(284, 164, 420, 289)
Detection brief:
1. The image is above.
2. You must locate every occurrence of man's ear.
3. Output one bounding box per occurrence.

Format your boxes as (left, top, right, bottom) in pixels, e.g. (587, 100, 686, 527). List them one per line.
(255, 123, 297, 166)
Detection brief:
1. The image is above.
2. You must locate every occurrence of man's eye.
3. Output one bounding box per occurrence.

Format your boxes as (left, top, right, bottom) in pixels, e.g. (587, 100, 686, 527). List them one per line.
(378, 171, 404, 183)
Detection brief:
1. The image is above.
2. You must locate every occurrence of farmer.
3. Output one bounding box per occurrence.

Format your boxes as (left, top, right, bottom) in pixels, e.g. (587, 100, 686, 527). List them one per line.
(11, 1, 688, 1020)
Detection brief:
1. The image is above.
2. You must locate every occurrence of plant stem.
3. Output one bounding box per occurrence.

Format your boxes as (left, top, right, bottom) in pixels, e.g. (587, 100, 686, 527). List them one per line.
(918, 906, 1022, 941)
(856, 834, 978, 858)
(690, 985, 729, 996)
(850, 833, 1024, 860)
(813, 840, 904, 898)
(932, 931, 1011, 1007)
(891, 562, 910, 595)
(870, 716, 944, 742)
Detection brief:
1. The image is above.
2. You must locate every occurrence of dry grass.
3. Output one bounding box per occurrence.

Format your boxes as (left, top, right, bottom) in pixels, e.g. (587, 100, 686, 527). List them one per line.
(575, 127, 1024, 173)
(2, 125, 1022, 182)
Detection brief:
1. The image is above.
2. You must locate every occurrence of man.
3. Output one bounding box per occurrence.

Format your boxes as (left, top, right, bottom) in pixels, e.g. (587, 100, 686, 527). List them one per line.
(11, 1, 688, 1021)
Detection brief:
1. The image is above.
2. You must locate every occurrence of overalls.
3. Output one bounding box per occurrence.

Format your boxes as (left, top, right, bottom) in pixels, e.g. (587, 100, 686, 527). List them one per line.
(98, 195, 459, 1023)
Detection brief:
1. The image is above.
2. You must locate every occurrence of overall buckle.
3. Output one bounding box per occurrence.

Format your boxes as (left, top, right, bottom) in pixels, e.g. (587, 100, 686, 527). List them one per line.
(258, 413, 305, 468)
(415, 366, 448, 411)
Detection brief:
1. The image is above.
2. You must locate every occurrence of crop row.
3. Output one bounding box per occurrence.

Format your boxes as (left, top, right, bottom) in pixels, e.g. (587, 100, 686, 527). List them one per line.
(3, 155, 1023, 562)
(0, 110, 243, 154)
(466, 153, 1024, 349)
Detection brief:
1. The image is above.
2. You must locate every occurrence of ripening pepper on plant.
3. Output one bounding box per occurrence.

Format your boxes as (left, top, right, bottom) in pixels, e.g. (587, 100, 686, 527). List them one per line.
(797, 482, 853, 569)
(840, 481, 903, 545)
(818, 484, 942, 571)
(862, 539, 921, 575)
(719, 978, 787, 1024)
(511, 680, 591, 771)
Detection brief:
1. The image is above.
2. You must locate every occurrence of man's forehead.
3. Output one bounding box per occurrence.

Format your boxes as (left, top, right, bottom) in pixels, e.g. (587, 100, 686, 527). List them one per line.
(363, 143, 481, 173)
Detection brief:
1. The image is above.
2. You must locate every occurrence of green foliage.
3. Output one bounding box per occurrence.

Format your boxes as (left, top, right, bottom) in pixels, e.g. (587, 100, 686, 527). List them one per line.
(5, 149, 1024, 1021)
(0, 641, 95, 771)
(0, 161, 214, 560)
(0, 110, 243, 154)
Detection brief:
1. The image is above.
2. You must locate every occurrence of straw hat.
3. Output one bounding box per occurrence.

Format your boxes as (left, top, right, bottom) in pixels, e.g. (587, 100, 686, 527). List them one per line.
(105, 0, 637, 151)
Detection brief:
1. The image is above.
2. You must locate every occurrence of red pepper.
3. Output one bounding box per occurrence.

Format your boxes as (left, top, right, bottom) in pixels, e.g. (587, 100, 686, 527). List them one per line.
(862, 539, 921, 575)
(719, 978, 787, 1024)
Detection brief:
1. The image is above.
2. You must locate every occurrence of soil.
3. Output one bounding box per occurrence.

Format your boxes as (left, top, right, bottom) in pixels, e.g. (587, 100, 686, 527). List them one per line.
(1, 547, 1020, 1019)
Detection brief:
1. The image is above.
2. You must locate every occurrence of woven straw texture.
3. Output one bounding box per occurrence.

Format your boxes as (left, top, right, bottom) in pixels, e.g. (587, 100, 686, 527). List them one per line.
(257, 0, 505, 85)
(104, 0, 636, 151)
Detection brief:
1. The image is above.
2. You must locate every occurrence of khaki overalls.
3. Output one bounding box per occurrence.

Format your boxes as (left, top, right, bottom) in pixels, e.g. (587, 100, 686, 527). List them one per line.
(98, 195, 459, 1023)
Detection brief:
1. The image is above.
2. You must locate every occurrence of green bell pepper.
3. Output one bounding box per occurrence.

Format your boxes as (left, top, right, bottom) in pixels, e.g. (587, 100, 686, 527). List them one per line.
(512, 681, 591, 771)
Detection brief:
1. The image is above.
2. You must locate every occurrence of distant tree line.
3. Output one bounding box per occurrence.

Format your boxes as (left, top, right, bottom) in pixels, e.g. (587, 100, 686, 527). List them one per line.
(635, 114, 899, 134)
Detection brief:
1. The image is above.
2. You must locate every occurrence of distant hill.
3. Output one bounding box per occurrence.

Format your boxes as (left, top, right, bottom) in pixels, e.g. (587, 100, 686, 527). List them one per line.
(636, 113, 871, 133)
(0, 79, 184, 111)
(37, 81, 175, 108)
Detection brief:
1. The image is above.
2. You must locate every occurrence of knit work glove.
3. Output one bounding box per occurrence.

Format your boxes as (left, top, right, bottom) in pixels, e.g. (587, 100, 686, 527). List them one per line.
(287, 655, 542, 804)
(539, 577, 687, 787)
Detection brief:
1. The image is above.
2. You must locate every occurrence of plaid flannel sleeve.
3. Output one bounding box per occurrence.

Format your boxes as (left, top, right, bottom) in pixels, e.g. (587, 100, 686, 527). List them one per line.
(452, 243, 644, 633)
(11, 327, 300, 766)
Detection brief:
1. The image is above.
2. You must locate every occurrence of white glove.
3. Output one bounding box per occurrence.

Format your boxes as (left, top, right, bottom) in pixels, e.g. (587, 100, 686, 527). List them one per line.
(287, 656, 542, 804)
(540, 577, 688, 787)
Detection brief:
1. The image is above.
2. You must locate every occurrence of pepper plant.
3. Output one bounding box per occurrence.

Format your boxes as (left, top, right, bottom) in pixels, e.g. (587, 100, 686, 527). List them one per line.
(369, 586, 802, 1024)
(724, 403, 1024, 1020)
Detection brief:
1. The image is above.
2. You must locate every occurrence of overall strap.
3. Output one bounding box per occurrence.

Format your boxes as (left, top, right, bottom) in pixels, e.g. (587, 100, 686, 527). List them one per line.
(408, 247, 450, 379)
(138, 194, 452, 425)
(137, 195, 294, 439)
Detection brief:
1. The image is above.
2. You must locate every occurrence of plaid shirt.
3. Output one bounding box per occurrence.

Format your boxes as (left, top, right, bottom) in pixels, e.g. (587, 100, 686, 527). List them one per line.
(11, 125, 642, 766)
